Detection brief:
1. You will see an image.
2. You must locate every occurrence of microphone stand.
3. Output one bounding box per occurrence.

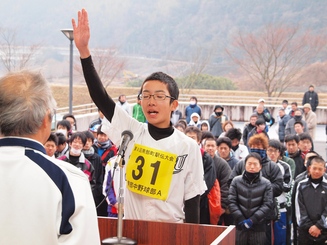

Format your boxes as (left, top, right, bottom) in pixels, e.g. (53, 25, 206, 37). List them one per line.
(102, 154, 137, 245)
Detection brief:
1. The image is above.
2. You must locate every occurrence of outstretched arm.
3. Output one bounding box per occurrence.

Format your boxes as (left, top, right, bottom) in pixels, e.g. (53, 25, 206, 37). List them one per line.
(72, 9, 115, 121)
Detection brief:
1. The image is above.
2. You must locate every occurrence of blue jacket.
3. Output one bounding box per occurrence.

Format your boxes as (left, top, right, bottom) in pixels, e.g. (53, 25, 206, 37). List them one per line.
(278, 114, 291, 142)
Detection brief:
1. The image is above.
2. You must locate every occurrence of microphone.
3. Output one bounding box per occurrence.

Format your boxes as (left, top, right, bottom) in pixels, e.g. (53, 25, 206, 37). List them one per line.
(114, 130, 134, 168)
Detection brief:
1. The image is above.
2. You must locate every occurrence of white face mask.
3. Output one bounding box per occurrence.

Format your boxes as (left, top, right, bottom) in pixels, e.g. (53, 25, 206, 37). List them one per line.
(190, 101, 196, 105)
(56, 129, 67, 136)
(70, 147, 82, 156)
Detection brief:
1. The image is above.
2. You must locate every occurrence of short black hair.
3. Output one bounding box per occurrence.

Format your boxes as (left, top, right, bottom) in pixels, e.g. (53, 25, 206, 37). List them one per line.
(291, 102, 298, 106)
(245, 152, 262, 165)
(268, 139, 281, 152)
(57, 119, 71, 131)
(69, 131, 87, 146)
(185, 126, 202, 142)
(83, 130, 95, 142)
(282, 100, 288, 104)
(285, 134, 300, 144)
(225, 128, 242, 141)
(216, 137, 232, 148)
(97, 124, 106, 135)
(299, 132, 312, 142)
(141, 72, 179, 103)
(55, 132, 67, 145)
(201, 131, 214, 142)
(294, 121, 303, 127)
(255, 118, 266, 126)
(46, 133, 58, 146)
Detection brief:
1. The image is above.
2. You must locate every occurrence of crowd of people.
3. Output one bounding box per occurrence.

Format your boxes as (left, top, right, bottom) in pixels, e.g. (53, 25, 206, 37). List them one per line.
(1, 8, 325, 245)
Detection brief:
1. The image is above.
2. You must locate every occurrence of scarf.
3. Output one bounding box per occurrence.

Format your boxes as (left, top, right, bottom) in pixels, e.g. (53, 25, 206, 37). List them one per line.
(83, 147, 95, 156)
(97, 140, 112, 149)
(250, 148, 267, 160)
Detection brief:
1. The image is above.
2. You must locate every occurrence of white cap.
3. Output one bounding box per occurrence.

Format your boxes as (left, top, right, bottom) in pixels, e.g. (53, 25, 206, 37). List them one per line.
(258, 98, 265, 103)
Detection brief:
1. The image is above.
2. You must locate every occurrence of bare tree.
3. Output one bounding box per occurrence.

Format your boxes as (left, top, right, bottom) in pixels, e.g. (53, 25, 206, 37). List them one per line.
(166, 46, 215, 93)
(226, 24, 327, 97)
(74, 47, 126, 88)
(0, 28, 41, 72)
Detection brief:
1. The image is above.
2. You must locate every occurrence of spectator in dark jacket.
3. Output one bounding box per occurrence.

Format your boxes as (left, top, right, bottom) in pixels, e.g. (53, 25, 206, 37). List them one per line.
(203, 137, 231, 218)
(82, 130, 103, 214)
(185, 126, 218, 225)
(229, 133, 283, 244)
(242, 114, 258, 146)
(295, 156, 327, 244)
(278, 108, 291, 143)
(302, 85, 319, 112)
(229, 152, 273, 245)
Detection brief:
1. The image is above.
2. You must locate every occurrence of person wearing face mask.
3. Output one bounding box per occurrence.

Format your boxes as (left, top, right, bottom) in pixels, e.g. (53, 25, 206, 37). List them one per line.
(228, 133, 283, 245)
(229, 152, 273, 245)
(58, 132, 95, 191)
(185, 96, 202, 124)
(56, 119, 71, 139)
(285, 109, 308, 136)
(208, 105, 228, 139)
(116, 94, 131, 115)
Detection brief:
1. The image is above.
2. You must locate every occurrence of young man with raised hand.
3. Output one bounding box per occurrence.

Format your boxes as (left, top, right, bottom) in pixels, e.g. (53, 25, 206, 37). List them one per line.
(72, 9, 206, 223)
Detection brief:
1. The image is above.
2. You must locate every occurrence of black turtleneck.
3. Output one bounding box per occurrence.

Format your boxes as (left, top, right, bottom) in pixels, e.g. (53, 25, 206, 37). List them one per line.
(148, 123, 174, 140)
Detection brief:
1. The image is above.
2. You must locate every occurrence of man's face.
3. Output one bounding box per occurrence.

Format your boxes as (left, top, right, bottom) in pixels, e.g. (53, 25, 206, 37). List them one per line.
(309, 86, 314, 92)
(279, 110, 285, 118)
(294, 111, 302, 117)
(298, 139, 312, 152)
(250, 116, 257, 126)
(185, 131, 200, 144)
(84, 138, 93, 150)
(217, 143, 230, 160)
(204, 139, 217, 158)
(294, 124, 304, 134)
(231, 138, 239, 147)
(97, 132, 109, 143)
(256, 105, 264, 114)
(44, 141, 57, 157)
(257, 124, 266, 131)
(308, 161, 325, 179)
(192, 116, 198, 123)
(282, 103, 288, 109)
(201, 124, 208, 131)
(70, 137, 84, 151)
(267, 147, 280, 163)
(141, 80, 177, 128)
(291, 104, 297, 111)
(303, 107, 310, 114)
(119, 95, 126, 103)
(245, 157, 262, 173)
(286, 140, 298, 154)
(214, 108, 223, 113)
(65, 117, 75, 130)
(57, 143, 66, 152)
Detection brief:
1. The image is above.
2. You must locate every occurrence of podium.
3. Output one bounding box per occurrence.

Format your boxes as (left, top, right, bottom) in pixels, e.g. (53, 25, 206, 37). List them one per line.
(98, 217, 235, 245)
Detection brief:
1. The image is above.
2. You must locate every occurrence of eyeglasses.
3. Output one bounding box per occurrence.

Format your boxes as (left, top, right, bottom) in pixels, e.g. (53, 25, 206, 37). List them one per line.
(139, 92, 175, 101)
(267, 148, 279, 154)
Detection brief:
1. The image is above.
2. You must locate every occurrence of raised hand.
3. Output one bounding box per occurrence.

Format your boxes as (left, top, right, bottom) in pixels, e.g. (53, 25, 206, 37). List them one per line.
(72, 8, 91, 58)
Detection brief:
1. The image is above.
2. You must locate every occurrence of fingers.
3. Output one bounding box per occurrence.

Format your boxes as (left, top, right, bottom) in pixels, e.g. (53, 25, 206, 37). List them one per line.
(72, 19, 76, 30)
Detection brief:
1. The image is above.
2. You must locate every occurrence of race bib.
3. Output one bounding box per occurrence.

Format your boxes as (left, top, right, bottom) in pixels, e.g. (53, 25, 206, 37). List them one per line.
(126, 144, 177, 200)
